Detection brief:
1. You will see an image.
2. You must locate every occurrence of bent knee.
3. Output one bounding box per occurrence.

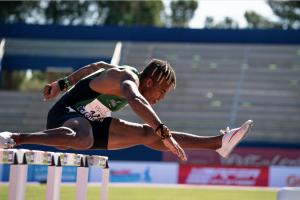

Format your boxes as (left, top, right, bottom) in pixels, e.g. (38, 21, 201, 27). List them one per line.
(63, 128, 94, 150)
(75, 131, 94, 149)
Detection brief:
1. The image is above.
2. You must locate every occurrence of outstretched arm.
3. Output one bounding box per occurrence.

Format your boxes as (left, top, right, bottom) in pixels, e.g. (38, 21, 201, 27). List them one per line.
(43, 61, 116, 101)
(67, 61, 117, 87)
(121, 79, 161, 130)
(119, 70, 187, 161)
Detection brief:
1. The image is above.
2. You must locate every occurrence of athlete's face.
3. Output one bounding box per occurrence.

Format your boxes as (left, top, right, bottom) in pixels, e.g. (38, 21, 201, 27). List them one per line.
(142, 78, 172, 105)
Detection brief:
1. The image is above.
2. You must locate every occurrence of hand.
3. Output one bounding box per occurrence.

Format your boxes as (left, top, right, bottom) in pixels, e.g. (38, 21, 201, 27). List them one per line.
(43, 82, 61, 101)
(163, 137, 187, 161)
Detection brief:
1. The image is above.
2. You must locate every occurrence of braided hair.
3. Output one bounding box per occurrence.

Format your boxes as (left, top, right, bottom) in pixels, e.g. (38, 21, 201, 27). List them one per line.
(140, 59, 176, 89)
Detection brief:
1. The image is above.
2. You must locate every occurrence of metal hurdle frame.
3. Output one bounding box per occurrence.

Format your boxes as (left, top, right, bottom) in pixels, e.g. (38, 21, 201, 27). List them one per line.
(0, 149, 109, 200)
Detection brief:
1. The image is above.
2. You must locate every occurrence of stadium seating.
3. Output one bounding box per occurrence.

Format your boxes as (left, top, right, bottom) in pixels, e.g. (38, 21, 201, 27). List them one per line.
(0, 91, 57, 133)
(0, 41, 299, 144)
(114, 42, 300, 144)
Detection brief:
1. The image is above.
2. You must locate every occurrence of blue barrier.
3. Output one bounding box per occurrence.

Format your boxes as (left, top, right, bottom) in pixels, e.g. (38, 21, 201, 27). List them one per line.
(2, 55, 111, 71)
(1, 23, 300, 44)
(17, 144, 163, 162)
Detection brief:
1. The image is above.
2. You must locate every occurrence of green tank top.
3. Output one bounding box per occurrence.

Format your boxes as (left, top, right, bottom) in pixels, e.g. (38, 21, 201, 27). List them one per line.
(67, 65, 139, 122)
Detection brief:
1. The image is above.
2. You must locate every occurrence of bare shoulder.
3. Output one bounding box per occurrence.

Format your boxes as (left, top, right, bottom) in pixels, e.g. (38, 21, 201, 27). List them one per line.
(103, 67, 139, 85)
(90, 67, 139, 94)
(119, 68, 139, 83)
(92, 61, 118, 70)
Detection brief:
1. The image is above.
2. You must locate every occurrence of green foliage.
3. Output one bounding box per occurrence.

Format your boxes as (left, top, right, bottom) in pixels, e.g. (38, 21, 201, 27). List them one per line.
(267, 1, 300, 29)
(0, 1, 105, 25)
(103, 1, 165, 26)
(31, 70, 47, 81)
(215, 17, 239, 29)
(205, 16, 214, 29)
(170, 0, 198, 27)
(18, 70, 70, 92)
(1, 70, 47, 91)
(19, 78, 48, 92)
(0, 1, 166, 27)
(0, 0, 201, 28)
(205, 16, 238, 29)
(19, 70, 48, 92)
(0, 1, 41, 23)
(44, 1, 103, 25)
(244, 11, 280, 29)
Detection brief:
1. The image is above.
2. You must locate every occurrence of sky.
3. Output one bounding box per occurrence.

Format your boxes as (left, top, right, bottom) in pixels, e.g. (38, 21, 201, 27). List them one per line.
(163, 0, 280, 29)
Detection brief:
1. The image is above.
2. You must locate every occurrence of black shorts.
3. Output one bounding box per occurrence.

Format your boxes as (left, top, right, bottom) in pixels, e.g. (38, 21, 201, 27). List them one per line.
(46, 93, 112, 149)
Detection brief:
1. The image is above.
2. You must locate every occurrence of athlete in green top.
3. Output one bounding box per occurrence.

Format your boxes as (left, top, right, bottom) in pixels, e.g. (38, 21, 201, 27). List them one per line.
(0, 60, 253, 160)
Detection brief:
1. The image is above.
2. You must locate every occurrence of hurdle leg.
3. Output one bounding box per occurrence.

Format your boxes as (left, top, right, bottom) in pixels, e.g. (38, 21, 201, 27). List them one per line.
(8, 164, 19, 200)
(46, 165, 62, 200)
(75, 165, 89, 200)
(100, 166, 109, 200)
(16, 150, 28, 200)
(15, 164, 28, 200)
(8, 154, 28, 200)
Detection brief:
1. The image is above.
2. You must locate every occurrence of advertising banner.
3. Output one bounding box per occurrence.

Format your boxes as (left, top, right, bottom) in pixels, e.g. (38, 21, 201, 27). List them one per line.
(163, 147, 300, 166)
(269, 166, 300, 187)
(178, 164, 269, 186)
(89, 161, 179, 184)
(0, 164, 78, 182)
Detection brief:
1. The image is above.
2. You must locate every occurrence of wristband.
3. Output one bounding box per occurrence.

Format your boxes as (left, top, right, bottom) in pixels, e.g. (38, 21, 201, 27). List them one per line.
(64, 77, 71, 89)
(155, 124, 172, 141)
(58, 78, 66, 91)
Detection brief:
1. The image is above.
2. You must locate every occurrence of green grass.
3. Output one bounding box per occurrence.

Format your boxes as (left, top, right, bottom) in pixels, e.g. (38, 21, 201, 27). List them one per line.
(0, 185, 276, 200)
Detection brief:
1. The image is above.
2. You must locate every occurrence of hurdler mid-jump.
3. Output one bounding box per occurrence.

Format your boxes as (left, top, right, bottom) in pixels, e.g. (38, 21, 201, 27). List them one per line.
(0, 60, 253, 160)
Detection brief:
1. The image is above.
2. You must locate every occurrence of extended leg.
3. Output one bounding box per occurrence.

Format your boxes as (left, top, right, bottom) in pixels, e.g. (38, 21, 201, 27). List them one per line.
(107, 118, 253, 159)
(10, 117, 94, 150)
(107, 118, 222, 151)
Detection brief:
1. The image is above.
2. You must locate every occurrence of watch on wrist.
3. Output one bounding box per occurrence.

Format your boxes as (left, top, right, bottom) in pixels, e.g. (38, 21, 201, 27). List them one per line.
(155, 124, 172, 141)
(58, 78, 66, 91)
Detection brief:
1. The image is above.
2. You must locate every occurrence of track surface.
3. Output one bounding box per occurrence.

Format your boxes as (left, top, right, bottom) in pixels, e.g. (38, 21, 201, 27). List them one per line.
(0, 182, 280, 191)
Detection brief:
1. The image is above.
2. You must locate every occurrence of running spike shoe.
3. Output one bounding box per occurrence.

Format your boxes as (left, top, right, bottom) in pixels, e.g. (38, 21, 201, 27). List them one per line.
(0, 131, 16, 148)
(216, 120, 253, 158)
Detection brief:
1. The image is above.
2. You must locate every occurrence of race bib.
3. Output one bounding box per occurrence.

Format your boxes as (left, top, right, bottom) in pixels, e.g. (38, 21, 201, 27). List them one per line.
(77, 99, 111, 122)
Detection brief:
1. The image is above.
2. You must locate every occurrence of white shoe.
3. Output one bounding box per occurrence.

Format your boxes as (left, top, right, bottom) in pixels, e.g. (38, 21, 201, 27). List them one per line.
(0, 132, 16, 148)
(216, 120, 253, 158)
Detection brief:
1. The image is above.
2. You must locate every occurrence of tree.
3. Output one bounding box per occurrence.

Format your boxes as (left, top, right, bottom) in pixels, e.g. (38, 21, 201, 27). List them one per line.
(0, 1, 102, 25)
(0, 1, 166, 27)
(214, 17, 239, 29)
(170, 0, 198, 27)
(267, 1, 300, 29)
(0, 1, 41, 24)
(244, 11, 279, 29)
(103, 1, 165, 26)
(44, 1, 104, 25)
(204, 16, 214, 29)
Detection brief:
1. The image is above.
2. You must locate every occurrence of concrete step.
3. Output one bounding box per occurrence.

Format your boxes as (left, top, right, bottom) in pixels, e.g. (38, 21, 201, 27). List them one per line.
(0, 110, 49, 117)
(0, 91, 62, 101)
(0, 124, 47, 133)
(0, 117, 46, 125)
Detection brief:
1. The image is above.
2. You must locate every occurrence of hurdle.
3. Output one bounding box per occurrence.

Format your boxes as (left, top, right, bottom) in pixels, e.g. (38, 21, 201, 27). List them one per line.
(0, 148, 109, 200)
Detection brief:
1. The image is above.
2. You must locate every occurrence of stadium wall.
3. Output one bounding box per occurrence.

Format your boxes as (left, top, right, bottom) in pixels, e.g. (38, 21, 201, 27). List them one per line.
(1, 23, 300, 44)
(1, 161, 300, 187)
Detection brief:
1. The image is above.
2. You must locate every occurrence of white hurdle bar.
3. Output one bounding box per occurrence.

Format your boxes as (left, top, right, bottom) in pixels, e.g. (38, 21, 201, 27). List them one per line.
(0, 149, 109, 200)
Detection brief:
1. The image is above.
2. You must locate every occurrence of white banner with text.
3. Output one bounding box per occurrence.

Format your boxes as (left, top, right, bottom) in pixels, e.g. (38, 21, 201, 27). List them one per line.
(89, 161, 179, 184)
(269, 166, 300, 187)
